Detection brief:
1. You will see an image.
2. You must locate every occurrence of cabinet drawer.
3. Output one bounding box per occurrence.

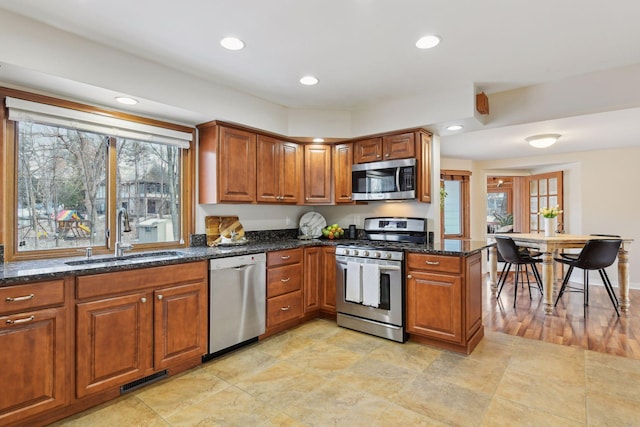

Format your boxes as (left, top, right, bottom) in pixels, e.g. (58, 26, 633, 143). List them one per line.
(267, 264, 302, 297)
(407, 253, 461, 274)
(267, 290, 302, 328)
(0, 280, 64, 314)
(267, 248, 302, 267)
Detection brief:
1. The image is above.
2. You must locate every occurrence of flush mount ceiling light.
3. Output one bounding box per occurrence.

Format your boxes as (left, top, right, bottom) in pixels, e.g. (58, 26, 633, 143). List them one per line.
(525, 133, 561, 148)
(299, 75, 319, 86)
(220, 36, 245, 51)
(446, 124, 463, 131)
(115, 96, 138, 105)
(312, 137, 325, 143)
(415, 35, 441, 49)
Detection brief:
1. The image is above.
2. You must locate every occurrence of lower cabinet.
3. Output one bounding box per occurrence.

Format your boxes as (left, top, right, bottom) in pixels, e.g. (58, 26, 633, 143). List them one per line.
(75, 262, 208, 398)
(265, 249, 303, 335)
(0, 279, 68, 426)
(303, 246, 321, 314)
(320, 246, 337, 315)
(406, 252, 483, 354)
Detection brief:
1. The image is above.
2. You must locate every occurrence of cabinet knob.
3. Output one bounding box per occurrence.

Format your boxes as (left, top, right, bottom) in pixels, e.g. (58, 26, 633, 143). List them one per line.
(141, 297, 147, 303)
(306, 197, 309, 201)
(385, 153, 390, 157)
(376, 154, 381, 158)
(157, 295, 163, 300)
(407, 274, 413, 279)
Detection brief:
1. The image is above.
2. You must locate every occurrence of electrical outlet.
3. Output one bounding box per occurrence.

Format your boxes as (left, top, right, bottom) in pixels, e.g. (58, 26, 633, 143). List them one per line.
(285, 216, 292, 226)
(353, 215, 360, 225)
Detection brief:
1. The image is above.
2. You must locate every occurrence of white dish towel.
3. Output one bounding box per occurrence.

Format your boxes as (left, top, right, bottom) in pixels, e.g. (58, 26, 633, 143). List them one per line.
(362, 263, 381, 307)
(346, 261, 362, 303)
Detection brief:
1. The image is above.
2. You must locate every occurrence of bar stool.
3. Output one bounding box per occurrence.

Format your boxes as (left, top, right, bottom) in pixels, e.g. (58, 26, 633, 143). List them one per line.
(554, 239, 622, 316)
(495, 236, 544, 307)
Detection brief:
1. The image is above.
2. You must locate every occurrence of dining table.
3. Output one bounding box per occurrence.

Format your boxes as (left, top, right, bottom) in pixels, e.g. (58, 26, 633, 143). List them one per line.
(488, 233, 634, 315)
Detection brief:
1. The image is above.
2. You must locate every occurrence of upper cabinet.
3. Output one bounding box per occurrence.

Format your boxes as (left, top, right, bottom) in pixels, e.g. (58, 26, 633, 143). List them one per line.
(333, 143, 353, 204)
(198, 122, 256, 203)
(304, 144, 332, 204)
(256, 135, 302, 204)
(354, 132, 415, 163)
(417, 131, 432, 203)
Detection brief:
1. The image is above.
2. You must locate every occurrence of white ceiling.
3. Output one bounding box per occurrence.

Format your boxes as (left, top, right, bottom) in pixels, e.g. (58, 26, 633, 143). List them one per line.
(2, 0, 640, 160)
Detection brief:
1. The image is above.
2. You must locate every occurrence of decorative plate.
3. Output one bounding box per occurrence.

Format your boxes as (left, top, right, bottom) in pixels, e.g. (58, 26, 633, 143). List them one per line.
(299, 212, 326, 238)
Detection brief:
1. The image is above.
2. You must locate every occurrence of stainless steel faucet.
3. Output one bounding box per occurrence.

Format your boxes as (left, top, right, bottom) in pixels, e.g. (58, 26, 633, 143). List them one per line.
(115, 208, 133, 257)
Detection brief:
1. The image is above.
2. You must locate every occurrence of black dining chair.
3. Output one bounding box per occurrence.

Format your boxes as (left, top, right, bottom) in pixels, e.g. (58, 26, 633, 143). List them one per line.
(494, 236, 543, 307)
(554, 239, 622, 316)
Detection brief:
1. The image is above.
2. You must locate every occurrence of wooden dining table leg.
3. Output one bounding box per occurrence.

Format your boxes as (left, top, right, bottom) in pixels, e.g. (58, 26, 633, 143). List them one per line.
(489, 246, 498, 293)
(542, 251, 555, 314)
(618, 246, 631, 313)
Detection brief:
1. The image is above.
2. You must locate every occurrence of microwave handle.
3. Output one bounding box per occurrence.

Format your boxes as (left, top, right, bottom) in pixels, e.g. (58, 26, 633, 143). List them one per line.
(396, 167, 401, 191)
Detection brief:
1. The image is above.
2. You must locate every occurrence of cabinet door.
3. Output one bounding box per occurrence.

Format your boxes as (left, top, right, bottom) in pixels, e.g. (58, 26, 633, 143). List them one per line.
(320, 246, 337, 314)
(218, 126, 256, 202)
(278, 141, 302, 203)
(76, 292, 152, 398)
(0, 308, 66, 425)
(256, 135, 280, 203)
(354, 137, 382, 163)
(154, 282, 208, 370)
(303, 247, 321, 313)
(417, 132, 432, 203)
(303, 145, 332, 204)
(406, 270, 462, 344)
(333, 143, 354, 204)
(383, 132, 415, 160)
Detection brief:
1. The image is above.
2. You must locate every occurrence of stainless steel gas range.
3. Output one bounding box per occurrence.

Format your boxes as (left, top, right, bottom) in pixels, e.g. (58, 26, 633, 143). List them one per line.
(335, 217, 427, 342)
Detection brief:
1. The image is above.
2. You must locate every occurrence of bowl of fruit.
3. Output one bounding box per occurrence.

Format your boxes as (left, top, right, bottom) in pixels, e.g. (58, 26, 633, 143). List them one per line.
(321, 224, 344, 239)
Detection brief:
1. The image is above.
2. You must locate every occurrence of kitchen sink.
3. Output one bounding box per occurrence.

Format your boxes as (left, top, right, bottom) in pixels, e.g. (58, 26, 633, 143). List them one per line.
(65, 251, 185, 266)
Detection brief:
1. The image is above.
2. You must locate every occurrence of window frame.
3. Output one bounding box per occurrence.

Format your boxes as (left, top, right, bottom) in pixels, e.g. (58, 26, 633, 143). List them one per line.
(1, 87, 195, 261)
(440, 169, 471, 240)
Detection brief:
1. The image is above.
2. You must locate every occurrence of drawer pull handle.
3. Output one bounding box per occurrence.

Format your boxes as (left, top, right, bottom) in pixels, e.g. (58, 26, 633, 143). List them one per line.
(280, 306, 291, 311)
(280, 277, 291, 282)
(6, 315, 35, 325)
(281, 255, 291, 260)
(425, 261, 440, 265)
(5, 294, 35, 302)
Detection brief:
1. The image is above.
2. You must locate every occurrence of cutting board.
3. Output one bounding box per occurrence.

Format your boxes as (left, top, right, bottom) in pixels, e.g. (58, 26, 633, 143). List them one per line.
(205, 216, 221, 246)
(206, 215, 245, 246)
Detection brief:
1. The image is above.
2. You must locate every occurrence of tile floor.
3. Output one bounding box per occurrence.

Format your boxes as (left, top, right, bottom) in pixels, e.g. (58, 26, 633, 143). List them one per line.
(51, 318, 640, 426)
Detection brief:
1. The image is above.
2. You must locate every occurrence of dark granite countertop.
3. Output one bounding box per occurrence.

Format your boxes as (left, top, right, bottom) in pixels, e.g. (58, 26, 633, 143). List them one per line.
(0, 238, 493, 287)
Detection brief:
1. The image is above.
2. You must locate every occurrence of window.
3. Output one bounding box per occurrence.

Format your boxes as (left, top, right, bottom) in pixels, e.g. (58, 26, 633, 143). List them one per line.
(440, 170, 471, 240)
(2, 89, 194, 260)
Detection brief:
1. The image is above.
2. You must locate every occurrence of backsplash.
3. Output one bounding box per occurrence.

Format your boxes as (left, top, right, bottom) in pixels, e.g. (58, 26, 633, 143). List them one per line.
(190, 229, 298, 247)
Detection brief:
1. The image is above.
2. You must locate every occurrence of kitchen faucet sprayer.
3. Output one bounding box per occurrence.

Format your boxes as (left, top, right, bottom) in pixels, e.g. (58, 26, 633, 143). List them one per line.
(115, 208, 134, 256)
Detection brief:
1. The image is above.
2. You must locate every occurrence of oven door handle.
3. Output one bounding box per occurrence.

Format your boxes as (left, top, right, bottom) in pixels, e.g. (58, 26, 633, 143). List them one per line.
(379, 265, 401, 271)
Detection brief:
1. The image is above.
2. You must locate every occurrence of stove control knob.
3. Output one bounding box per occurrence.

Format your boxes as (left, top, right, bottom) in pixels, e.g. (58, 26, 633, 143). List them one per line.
(363, 251, 370, 257)
(386, 253, 393, 259)
(353, 250, 359, 256)
(375, 252, 382, 258)
(344, 249, 350, 255)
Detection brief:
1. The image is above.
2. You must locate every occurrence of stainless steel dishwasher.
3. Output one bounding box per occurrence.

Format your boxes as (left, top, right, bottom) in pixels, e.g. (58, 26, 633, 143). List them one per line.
(206, 253, 266, 359)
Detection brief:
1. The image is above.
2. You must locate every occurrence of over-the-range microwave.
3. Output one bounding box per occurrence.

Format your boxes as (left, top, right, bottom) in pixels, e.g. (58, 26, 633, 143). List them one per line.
(351, 158, 416, 201)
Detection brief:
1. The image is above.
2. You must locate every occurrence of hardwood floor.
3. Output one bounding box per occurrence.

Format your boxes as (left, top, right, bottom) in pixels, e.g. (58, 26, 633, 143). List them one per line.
(483, 274, 640, 359)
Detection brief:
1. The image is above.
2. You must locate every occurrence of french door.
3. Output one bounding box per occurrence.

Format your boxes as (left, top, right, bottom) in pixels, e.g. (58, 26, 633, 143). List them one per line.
(527, 171, 563, 234)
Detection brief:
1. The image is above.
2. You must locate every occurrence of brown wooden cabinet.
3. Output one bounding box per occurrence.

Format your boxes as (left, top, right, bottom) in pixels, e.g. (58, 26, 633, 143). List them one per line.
(75, 262, 207, 397)
(406, 252, 483, 354)
(0, 280, 68, 426)
(354, 132, 415, 164)
(303, 144, 332, 204)
(198, 122, 257, 203)
(417, 131, 432, 203)
(333, 143, 354, 204)
(320, 246, 337, 315)
(303, 246, 321, 314)
(265, 249, 303, 335)
(256, 135, 302, 203)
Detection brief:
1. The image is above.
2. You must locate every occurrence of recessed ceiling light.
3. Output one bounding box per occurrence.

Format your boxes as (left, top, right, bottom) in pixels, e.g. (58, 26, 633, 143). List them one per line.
(220, 37, 245, 51)
(312, 138, 325, 143)
(115, 96, 138, 105)
(446, 124, 463, 131)
(300, 76, 319, 86)
(525, 134, 561, 148)
(415, 35, 441, 49)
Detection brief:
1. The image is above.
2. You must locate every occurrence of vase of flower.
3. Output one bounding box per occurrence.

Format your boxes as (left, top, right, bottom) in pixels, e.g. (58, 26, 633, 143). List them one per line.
(539, 205, 563, 237)
(544, 216, 556, 237)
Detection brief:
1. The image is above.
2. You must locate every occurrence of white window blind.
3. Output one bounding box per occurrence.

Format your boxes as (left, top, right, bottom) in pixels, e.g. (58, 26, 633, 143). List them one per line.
(6, 97, 192, 149)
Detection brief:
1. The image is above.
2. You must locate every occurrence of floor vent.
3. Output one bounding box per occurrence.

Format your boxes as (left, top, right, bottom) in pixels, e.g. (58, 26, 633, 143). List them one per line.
(120, 370, 168, 394)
